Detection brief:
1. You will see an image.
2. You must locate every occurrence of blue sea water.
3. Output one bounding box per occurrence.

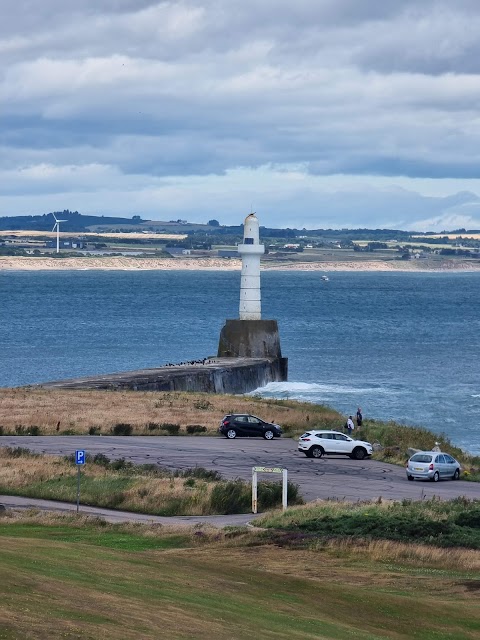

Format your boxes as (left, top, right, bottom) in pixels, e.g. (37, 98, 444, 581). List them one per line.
(1, 270, 479, 454)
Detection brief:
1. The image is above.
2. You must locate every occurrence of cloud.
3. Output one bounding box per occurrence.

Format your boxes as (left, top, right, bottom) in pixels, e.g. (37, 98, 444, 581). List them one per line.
(2, 1, 480, 228)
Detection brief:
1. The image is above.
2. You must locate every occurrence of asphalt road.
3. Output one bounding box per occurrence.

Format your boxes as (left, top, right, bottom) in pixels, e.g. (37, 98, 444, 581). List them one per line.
(2, 435, 479, 503)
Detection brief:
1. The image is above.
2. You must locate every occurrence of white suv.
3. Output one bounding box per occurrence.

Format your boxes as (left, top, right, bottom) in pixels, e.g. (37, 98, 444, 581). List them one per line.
(298, 430, 373, 460)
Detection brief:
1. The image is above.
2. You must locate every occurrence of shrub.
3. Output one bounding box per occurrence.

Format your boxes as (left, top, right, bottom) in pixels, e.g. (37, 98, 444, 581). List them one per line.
(186, 424, 207, 434)
(257, 481, 302, 509)
(0, 426, 4, 436)
(92, 453, 111, 467)
(209, 479, 250, 514)
(455, 509, 480, 529)
(193, 399, 213, 410)
(146, 422, 161, 431)
(88, 426, 101, 435)
(4, 446, 38, 458)
(14, 425, 41, 436)
(112, 423, 133, 436)
(110, 458, 133, 471)
(159, 423, 181, 435)
(60, 429, 75, 436)
(184, 478, 196, 488)
(177, 467, 223, 482)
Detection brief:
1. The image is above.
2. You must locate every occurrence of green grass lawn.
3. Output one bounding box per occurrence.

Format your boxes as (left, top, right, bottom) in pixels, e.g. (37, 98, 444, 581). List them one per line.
(0, 514, 479, 640)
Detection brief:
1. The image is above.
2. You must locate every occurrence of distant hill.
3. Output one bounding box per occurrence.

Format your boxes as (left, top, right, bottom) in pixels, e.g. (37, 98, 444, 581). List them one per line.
(0, 211, 147, 232)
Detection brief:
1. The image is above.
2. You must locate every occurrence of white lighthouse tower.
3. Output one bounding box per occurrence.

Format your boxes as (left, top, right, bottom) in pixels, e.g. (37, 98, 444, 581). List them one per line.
(238, 212, 265, 320)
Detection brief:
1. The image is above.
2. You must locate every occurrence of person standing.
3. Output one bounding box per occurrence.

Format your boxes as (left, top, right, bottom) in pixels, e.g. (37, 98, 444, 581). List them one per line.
(356, 407, 363, 428)
(346, 416, 355, 436)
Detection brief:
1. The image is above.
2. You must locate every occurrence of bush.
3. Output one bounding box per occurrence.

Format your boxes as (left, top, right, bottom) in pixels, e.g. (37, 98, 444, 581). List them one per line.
(4, 446, 38, 458)
(88, 426, 101, 435)
(110, 458, 134, 471)
(0, 426, 4, 436)
(92, 453, 111, 467)
(193, 399, 213, 410)
(186, 424, 207, 434)
(159, 423, 181, 435)
(257, 481, 302, 509)
(14, 425, 41, 436)
(112, 423, 133, 436)
(146, 422, 161, 431)
(177, 467, 223, 482)
(209, 480, 250, 514)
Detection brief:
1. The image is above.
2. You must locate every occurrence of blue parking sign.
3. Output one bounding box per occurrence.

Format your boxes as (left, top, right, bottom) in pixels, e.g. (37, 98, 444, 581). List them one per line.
(75, 450, 86, 465)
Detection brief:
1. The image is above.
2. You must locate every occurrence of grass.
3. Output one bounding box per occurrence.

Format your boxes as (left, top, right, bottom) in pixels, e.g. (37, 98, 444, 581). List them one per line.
(0, 511, 479, 639)
(0, 447, 303, 516)
(0, 388, 339, 436)
(257, 498, 480, 549)
(1, 387, 478, 478)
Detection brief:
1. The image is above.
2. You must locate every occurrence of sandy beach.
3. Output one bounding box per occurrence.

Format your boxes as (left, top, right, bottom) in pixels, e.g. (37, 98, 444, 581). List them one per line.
(0, 256, 479, 272)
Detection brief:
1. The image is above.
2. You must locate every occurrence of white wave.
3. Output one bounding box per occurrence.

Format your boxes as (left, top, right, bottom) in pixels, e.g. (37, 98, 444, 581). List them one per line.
(471, 394, 480, 398)
(248, 381, 392, 398)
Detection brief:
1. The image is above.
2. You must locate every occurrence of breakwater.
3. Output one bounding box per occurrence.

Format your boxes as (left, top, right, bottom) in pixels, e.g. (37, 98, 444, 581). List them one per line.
(38, 357, 288, 395)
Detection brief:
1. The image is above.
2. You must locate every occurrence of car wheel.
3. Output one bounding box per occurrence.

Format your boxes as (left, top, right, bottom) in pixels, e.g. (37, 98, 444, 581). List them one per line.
(432, 471, 440, 482)
(263, 429, 274, 440)
(226, 429, 237, 439)
(352, 447, 367, 460)
(304, 449, 314, 458)
(407, 474, 414, 481)
(311, 446, 324, 459)
(453, 468, 460, 480)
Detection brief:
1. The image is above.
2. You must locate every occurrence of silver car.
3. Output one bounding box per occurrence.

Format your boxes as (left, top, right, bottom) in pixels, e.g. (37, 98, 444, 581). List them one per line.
(406, 451, 461, 482)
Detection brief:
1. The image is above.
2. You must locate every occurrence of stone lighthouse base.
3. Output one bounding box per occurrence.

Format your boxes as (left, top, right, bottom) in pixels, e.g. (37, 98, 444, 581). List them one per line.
(217, 319, 288, 381)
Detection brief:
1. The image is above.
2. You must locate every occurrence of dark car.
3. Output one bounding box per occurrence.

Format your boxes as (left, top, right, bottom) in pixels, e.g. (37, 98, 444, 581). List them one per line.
(219, 414, 282, 440)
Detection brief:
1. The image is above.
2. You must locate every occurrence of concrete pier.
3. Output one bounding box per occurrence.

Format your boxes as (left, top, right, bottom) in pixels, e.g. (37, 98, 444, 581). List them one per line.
(38, 357, 285, 394)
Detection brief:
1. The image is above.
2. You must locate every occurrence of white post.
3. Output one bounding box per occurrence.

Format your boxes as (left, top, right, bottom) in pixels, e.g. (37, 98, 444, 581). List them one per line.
(282, 468, 288, 511)
(237, 213, 265, 320)
(56, 225, 60, 253)
(252, 468, 258, 514)
(252, 466, 287, 513)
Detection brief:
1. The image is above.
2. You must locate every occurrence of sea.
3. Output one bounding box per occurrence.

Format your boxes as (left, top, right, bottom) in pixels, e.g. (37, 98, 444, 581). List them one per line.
(1, 270, 479, 454)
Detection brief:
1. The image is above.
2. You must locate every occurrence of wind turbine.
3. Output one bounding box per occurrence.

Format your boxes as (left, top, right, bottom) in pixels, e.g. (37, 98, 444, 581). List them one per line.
(51, 213, 67, 253)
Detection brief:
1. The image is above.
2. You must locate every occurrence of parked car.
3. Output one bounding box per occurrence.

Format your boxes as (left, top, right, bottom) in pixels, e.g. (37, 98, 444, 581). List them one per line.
(298, 430, 373, 459)
(406, 451, 461, 482)
(219, 414, 282, 440)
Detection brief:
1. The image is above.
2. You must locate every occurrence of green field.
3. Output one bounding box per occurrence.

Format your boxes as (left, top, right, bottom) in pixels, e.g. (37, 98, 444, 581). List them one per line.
(1, 512, 479, 640)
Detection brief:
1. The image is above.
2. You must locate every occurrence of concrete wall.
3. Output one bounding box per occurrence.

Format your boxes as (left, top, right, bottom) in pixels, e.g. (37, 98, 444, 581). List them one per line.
(38, 357, 287, 395)
(217, 319, 283, 358)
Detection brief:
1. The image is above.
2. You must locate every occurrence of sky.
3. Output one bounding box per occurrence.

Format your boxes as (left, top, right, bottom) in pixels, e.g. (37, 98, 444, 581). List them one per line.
(2, 0, 480, 230)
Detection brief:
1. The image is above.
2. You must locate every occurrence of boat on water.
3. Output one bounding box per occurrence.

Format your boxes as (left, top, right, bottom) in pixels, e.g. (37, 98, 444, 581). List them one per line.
(321, 275, 329, 281)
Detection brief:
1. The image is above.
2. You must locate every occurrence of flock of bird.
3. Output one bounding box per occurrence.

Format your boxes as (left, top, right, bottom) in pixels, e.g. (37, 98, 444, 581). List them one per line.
(162, 358, 215, 367)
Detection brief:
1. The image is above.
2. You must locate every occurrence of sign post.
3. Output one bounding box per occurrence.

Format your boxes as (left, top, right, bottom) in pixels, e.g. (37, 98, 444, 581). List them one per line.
(252, 466, 288, 514)
(75, 450, 86, 513)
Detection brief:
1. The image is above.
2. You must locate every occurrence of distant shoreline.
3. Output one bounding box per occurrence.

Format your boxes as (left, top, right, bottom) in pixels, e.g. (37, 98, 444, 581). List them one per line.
(1, 256, 479, 272)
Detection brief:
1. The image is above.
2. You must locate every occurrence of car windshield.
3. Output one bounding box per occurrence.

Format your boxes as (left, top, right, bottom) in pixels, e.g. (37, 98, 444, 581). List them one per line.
(410, 454, 433, 463)
(300, 433, 311, 438)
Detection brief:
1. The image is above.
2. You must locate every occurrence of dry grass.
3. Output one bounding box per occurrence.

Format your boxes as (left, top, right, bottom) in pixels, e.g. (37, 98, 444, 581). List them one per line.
(1, 511, 479, 639)
(0, 447, 218, 515)
(0, 387, 339, 435)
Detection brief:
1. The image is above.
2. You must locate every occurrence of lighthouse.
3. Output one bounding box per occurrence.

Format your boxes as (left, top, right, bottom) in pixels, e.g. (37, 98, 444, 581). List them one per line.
(216, 211, 287, 385)
(238, 212, 264, 320)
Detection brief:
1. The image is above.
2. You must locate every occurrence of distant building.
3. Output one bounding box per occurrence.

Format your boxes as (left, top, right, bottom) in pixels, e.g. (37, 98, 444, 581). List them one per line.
(165, 247, 192, 257)
(217, 249, 238, 258)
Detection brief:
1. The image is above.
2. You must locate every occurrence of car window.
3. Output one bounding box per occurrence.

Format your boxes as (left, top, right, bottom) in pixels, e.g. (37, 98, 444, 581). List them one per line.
(333, 434, 349, 441)
(444, 454, 455, 463)
(410, 454, 432, 463)
(300, 432, 311, 438)
(316, 433, 331, 439)
(435, 455, 445, 463)
(235, 416, 247, 423)
(248, 417, 260, 424)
